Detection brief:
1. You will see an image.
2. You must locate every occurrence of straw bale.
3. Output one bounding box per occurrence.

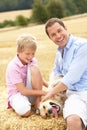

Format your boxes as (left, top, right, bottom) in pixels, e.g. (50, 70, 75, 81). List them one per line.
(0, 89, 66, 130)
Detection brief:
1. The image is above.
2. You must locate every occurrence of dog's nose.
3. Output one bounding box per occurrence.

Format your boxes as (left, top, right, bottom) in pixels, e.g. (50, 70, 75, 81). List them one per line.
(48, 109, 52, 114)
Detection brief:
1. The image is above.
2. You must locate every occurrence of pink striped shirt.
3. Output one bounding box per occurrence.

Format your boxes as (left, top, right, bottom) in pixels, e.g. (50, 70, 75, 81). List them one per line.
(6, 55, 37, 101)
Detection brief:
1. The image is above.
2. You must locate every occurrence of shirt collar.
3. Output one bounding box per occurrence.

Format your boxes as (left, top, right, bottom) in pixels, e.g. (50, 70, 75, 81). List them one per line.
(58, 34, 74, 52)
(65, 34, 74, 49)
(15, 55, 27, 68)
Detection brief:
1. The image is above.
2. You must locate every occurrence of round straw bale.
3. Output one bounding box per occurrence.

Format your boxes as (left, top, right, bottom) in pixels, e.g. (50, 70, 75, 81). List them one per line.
(0, 89, 66, 130)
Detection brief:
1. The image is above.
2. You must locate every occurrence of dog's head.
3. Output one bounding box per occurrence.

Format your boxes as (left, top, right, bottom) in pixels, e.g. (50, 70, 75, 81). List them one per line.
(39, 76, 66, 118)
(39, 97, 63, 118)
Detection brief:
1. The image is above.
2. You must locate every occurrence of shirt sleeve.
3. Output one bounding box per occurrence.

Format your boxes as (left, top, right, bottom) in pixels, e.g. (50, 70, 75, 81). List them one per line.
(6, 63, 23, 85)
(62, 44, 87, 89)
(29, 57, 38, 66)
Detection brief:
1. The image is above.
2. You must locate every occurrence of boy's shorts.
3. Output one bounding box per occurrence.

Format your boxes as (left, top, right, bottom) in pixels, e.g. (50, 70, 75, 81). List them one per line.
(9, 67, 36, 115)
(63, 90, 87, 128)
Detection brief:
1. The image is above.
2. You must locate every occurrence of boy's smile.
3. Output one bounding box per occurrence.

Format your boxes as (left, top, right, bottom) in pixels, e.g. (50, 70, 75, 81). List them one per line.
(17, 48, 36, 65)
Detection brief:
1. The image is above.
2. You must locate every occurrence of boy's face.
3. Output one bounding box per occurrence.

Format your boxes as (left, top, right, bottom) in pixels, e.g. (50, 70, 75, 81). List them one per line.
(17, 48, 36, 65)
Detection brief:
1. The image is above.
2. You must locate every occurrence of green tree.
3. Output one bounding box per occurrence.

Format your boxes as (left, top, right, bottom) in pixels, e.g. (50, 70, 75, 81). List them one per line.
(0, 0, 18, 12)
(31, 0, 48, 23)
(15, 15, 28, 26)
(73, 0, 87, 13)
(46, 0, 65, 18)
(0, 0, 34, 12)
(62, 0, 79, 16)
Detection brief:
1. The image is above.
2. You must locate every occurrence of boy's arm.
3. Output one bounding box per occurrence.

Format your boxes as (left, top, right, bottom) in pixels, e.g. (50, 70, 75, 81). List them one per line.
(15, 82, 47, 96)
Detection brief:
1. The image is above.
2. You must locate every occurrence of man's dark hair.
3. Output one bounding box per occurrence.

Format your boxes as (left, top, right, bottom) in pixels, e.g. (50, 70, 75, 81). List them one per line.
(45, 18, 65, 36)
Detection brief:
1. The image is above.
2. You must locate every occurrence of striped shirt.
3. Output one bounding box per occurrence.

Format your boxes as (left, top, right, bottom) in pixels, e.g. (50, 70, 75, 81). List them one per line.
(6, 55, 37, 100)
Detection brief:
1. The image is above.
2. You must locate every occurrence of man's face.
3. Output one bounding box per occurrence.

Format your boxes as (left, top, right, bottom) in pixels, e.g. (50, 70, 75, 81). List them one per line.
(47, 22, 69, 49)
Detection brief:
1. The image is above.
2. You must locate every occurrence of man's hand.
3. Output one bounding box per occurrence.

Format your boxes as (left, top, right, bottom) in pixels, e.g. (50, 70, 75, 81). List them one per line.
(41, 89, 54, 102)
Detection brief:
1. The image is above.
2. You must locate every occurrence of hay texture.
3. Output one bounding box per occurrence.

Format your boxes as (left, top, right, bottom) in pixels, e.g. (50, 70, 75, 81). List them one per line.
(0, 89, 66, 130)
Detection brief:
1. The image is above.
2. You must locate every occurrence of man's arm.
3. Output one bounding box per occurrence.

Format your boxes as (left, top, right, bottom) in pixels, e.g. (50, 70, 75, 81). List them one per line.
(42, 82, 67, 101)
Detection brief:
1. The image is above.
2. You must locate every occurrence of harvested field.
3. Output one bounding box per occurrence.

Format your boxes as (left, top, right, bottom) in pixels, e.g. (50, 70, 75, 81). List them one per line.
(0, 9, 32, 22)
(0, 12, 87, 130)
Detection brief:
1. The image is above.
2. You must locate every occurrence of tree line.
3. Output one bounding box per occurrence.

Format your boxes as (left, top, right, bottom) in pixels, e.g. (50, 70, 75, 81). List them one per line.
(0, 0, 34, 12)
(0, 0, 87, 28)
(0, 0, 87, 15)
(31, 0, 87, 23)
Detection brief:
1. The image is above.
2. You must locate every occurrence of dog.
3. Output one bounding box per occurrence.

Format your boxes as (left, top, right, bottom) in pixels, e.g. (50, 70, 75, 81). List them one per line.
(39, 75, 66, 118)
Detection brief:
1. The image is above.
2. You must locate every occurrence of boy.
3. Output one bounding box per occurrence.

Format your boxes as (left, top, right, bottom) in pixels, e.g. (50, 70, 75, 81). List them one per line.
(6, 34, 48, 117)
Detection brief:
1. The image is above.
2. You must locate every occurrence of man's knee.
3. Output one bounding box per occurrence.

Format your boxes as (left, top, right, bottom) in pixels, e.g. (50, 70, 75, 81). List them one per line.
(66, 115, 82, 127)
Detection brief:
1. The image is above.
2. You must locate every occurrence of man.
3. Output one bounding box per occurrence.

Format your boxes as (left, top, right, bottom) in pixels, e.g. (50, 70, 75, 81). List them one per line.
(43, 18, 87, 130)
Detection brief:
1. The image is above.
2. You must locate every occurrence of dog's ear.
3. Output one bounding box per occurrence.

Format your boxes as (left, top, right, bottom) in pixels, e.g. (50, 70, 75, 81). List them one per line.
(49, 102, 59, 107)
(49, 102, 54, 106)
(43, 105, 46, 109)
(58, 92, 67, 105)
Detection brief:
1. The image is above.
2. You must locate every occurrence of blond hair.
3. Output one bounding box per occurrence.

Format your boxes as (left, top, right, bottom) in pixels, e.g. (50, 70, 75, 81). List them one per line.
(16, 34, 37, 52)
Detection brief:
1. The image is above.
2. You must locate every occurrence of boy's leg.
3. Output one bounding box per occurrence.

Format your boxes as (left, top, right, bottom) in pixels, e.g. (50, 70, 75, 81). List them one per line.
(9, 92, 31, 117)
(26, 65, 43, 114)
(30, 65, 43, 108)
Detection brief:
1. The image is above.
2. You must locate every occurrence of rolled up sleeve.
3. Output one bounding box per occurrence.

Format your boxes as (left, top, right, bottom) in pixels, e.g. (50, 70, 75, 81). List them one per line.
(62, 44, 87, 90)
